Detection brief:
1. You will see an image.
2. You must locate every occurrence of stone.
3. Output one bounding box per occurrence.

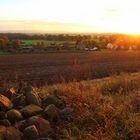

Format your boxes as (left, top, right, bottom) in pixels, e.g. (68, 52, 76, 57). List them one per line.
(0, 119, 11, 126)
(0, 112, 7, 119)
(0, 126, 22, 140)
(44, 104, 60, 122)
(14, 120, 27, 131)
(0, 94, 13, 111)
(27, 116, 53, 137)
(12, 94, 26, 107)
(0, 125, 6, 140)
(3, 88, 15, 99)
(7, 109, 23, 123)
(43, 94, 65, 109)
(59, 128, 70, 139)
(24, 125, 39, 140)
(4, 126, 22, 140)
(20, 104, 43, 117)
(25, 91, 41, 106)
(60, 107, 74, 121)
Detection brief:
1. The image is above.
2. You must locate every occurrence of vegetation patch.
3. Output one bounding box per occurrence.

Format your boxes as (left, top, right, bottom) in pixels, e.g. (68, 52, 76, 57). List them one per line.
(37, 72, 140, 139)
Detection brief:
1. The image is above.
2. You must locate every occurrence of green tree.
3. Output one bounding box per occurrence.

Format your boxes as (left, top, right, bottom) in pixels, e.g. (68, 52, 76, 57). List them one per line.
(0, 38, 5, 49)
(36, 42, 41, 47)
(12, 39, 21, 49)
(41, 41, 45, 47)
(0, 35, 9, 49)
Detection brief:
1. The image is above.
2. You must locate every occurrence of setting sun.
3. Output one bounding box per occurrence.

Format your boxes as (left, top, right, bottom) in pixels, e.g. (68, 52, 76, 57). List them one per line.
(1, 1, 140, 139)
(0, 0, 140, 34)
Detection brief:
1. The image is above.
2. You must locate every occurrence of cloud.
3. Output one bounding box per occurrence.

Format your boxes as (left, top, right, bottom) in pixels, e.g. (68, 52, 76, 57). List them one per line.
(0, 20, 98, 33)
(101, 8, 121, 21)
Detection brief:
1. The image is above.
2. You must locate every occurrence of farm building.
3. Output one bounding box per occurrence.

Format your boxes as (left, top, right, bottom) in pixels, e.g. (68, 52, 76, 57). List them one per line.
(106, 43, 126, 50)
(45, 45, 60, 51)
(76, 40, 100, 51)
(76, 41, 86, 50)
(106, 43, 114, 49)
(21, 46, 34, 52)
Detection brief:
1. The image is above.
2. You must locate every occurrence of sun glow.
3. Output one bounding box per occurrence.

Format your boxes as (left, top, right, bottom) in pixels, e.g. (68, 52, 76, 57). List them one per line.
(0, 0, 140, 34)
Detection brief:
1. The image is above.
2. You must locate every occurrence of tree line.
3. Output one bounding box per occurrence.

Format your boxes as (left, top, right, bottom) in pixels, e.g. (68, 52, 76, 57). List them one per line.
(1, 33, 140, 50)
(0, 33, 91, 41)
(0, 35, 20, 49)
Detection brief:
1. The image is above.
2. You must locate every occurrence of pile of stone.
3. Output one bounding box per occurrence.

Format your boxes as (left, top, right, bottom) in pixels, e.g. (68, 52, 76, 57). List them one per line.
(0, 85, 74, 140)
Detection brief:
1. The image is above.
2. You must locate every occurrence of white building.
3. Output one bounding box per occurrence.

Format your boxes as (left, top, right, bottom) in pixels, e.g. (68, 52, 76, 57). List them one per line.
(106, 43, 114, 49)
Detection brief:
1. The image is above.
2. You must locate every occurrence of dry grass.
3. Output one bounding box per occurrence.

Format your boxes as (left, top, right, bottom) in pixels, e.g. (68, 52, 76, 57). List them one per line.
(36, 73, 140, 140)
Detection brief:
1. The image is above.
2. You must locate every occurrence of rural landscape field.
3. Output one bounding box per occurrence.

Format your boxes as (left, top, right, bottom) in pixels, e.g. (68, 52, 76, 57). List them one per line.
(0, 0, 140, 140)
(1, 51, 140, 85)
(0, 34, 140, 140)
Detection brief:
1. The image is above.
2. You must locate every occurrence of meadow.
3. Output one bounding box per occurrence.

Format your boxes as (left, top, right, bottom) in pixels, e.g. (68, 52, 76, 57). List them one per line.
(38, 72, 140, 139)
(22, 39, 75, 47)
(22, 40, 64, 45)
(0, 51, 140, 139)
(1, 72, 139, 139)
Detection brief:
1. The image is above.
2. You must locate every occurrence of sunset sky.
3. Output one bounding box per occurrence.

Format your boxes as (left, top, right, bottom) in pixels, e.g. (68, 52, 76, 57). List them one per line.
(0, 0, 140, 34)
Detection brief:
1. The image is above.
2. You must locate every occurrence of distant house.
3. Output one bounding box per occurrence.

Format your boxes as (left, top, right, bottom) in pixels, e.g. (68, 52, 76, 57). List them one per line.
(128, 46, 133, 51)
(106, 43, 124, 50)
(21, 46, 34, 52)
(45, 45, 59, 51)
(106, 43, 114, 49)
(76, 41, 86, 50)
(76, 40, 100, 51)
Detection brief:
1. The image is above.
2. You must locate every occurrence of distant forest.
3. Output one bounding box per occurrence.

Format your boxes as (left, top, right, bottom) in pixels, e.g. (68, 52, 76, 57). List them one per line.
(0, 33, 92, 41)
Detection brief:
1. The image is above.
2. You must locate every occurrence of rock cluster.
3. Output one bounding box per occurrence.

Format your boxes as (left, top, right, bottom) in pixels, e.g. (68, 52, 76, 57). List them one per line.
(0, 86, 74, 140)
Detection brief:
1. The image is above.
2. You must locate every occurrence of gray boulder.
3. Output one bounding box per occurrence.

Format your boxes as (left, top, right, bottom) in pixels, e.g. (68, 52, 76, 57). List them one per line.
(20, 104, 43, 117)
(3, 89, 15, 99)
(0, 112, 7, 119)
(27, 116, 53, 137)
(7, 109, 23, 123)
(1, 126, 22, 140)
(0, 94, 13, 111)
(43, 94, 65, 109)
(12, 94, 26, 107)
(44, 104, 60, 122)
(24, 125, 39, 140)
(0, 119, 11, 126)
(14, 120, 27, 131)
(0, 125, 6, 140)
(25, 91, 41, 106)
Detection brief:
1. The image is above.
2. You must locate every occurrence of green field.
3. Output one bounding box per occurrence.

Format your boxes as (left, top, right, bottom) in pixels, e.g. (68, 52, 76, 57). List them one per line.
(22, 40, 75, 47)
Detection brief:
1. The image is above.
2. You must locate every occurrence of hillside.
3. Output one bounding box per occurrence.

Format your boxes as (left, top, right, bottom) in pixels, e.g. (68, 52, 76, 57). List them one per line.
(0, 72, 140, 139)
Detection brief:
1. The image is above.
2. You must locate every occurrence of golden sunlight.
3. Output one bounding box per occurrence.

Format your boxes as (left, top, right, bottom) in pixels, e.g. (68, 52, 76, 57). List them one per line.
(0, 0, 140, 34)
